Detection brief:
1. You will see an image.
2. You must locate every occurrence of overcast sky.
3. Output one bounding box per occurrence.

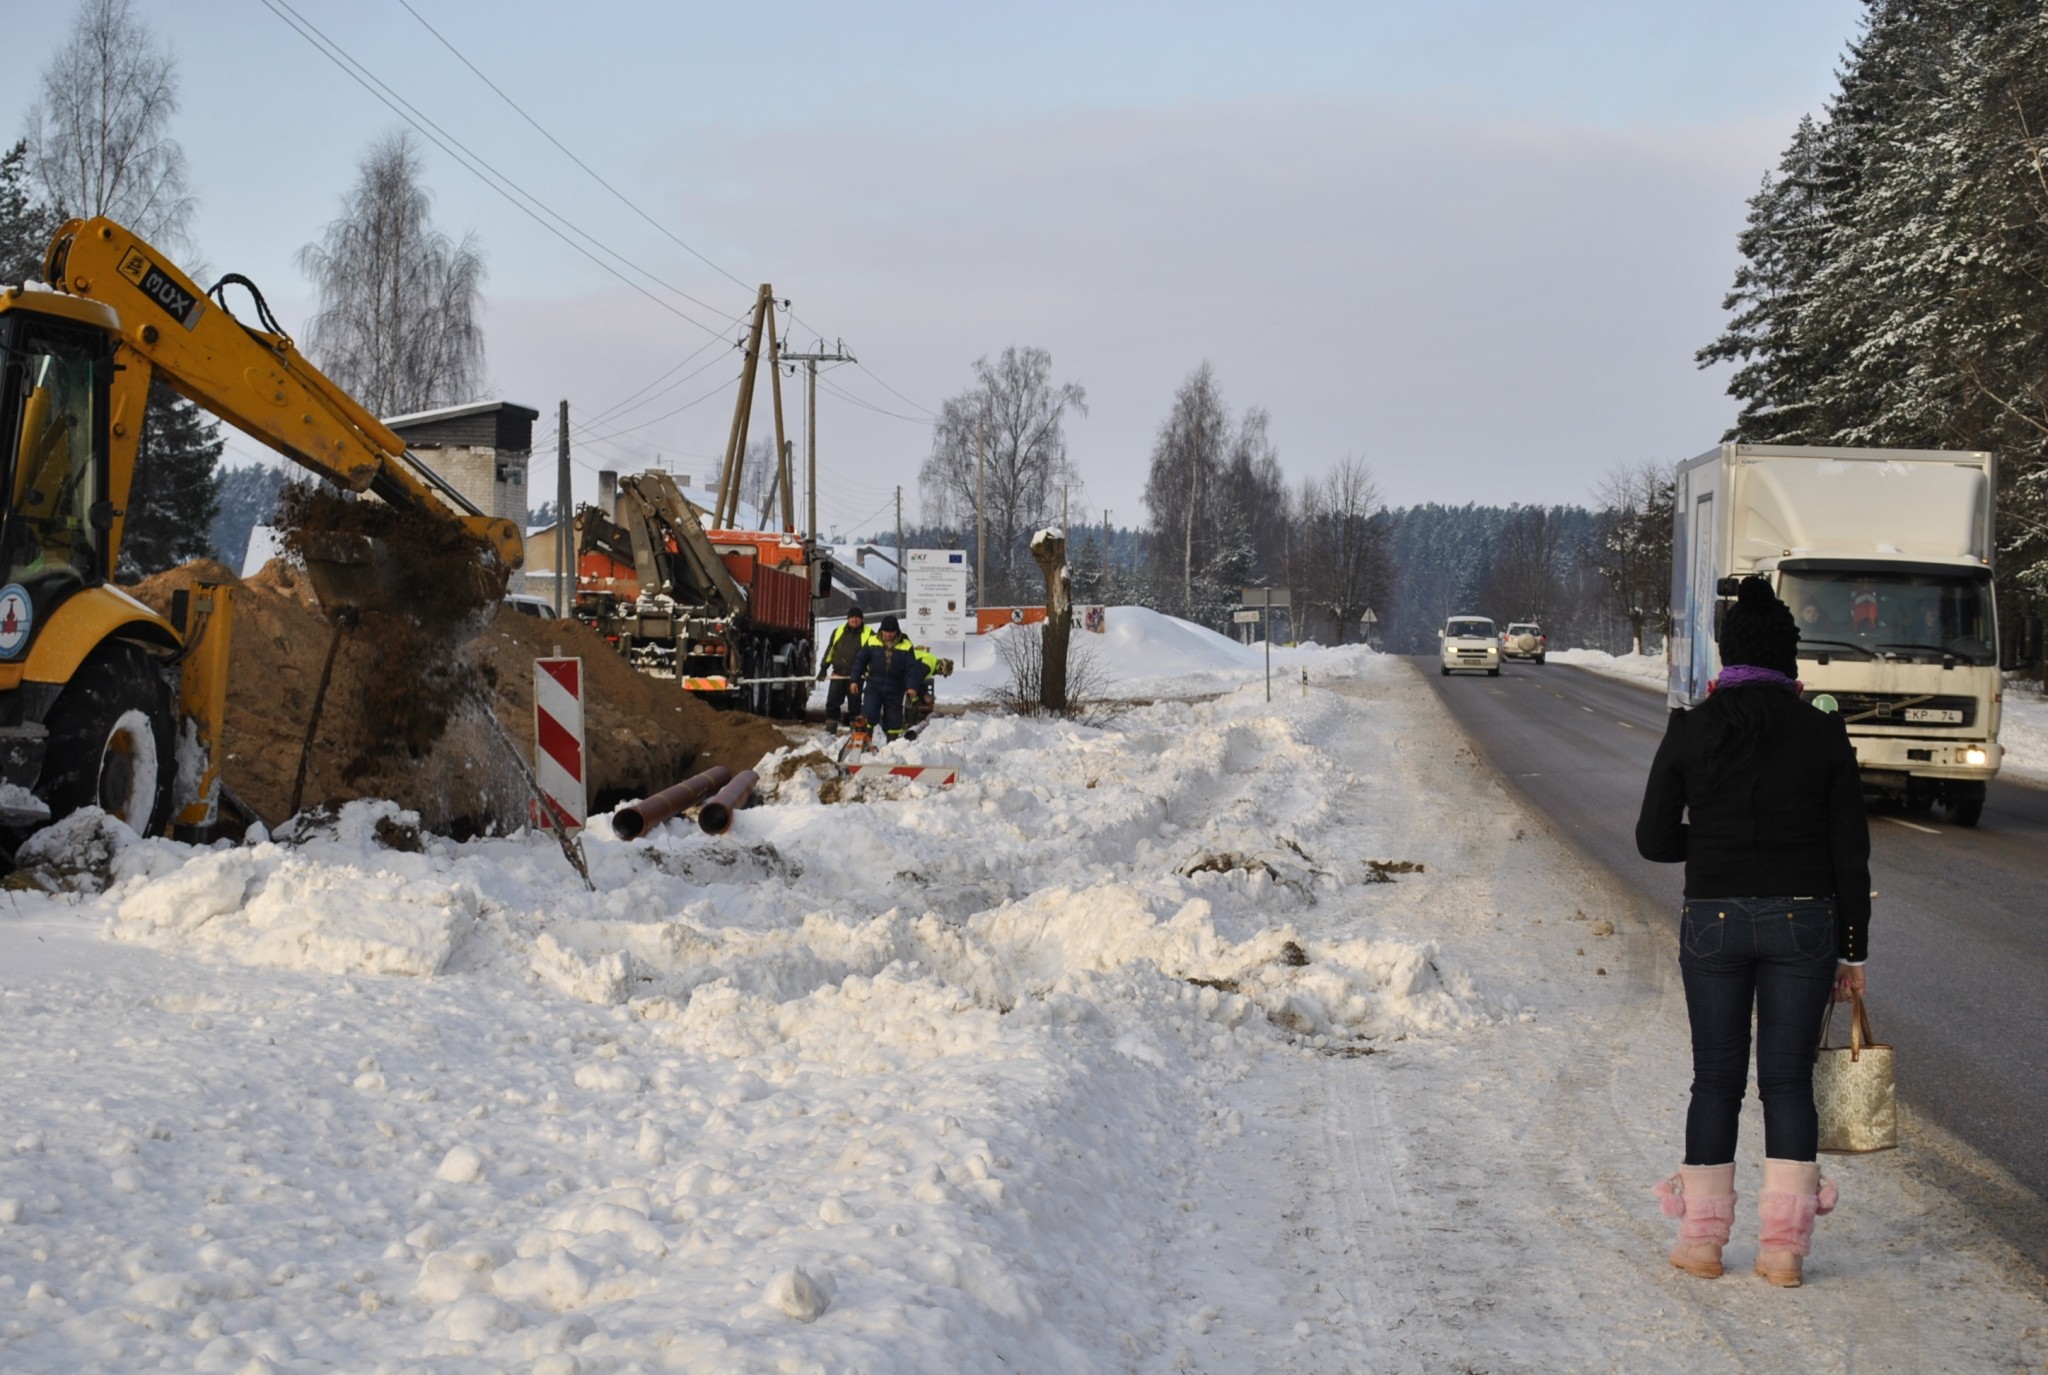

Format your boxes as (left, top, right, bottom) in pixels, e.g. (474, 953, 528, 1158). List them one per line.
(11, 0, 1864, 537)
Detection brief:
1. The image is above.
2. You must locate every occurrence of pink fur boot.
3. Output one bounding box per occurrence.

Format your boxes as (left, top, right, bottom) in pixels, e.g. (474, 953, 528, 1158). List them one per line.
(1654, 1163, 1737, 1278)
(1754, 1158, 1839, 1287)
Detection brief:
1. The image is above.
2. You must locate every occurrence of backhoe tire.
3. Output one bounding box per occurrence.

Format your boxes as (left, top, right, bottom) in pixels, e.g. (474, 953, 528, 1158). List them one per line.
(38, 643, 175, 836)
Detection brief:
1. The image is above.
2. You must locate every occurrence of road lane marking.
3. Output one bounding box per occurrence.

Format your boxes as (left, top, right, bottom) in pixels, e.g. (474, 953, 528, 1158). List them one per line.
(1882, 816, 1940, 835)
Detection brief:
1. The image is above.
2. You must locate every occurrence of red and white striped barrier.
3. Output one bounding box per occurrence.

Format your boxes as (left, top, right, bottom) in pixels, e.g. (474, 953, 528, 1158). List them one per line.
(841, 765, 959, 786)
(533, 657, 587, 833)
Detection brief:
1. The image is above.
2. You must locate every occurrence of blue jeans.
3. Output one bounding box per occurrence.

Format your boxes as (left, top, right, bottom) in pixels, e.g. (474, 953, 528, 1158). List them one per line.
(1678, 896, 1837, 1165)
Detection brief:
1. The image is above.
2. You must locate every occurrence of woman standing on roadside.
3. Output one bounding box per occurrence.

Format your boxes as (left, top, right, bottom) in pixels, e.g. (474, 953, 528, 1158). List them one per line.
(1635, 576, 1870, 1287)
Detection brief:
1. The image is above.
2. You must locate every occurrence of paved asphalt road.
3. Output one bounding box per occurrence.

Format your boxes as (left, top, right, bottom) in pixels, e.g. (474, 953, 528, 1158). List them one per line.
(1416, 657, 2048, 1267)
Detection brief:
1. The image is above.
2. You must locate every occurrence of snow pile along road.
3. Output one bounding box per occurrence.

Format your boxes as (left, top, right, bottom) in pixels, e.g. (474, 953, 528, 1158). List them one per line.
(0, 633, 1497, 1372)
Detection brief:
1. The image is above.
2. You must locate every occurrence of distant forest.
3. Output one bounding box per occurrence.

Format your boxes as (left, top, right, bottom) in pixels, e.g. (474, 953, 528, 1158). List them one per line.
(862, 495, 1671, 658)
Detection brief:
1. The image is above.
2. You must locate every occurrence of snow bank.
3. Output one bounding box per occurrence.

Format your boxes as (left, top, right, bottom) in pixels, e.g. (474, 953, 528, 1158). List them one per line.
(0, 648, 1502, 1372)
(1546, 647, 1667, 686)
(2000, 678, 2048, 782)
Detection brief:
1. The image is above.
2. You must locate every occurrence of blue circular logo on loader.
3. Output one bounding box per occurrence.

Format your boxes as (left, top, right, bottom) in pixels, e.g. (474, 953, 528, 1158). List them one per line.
(0, 584, 30, 659)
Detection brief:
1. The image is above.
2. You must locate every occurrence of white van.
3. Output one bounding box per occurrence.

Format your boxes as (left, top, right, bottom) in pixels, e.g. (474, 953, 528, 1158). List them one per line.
(1439, 616, 1500, 676)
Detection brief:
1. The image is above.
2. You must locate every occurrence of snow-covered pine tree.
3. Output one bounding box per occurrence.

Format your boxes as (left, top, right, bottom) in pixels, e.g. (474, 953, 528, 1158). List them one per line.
(0, 140, 64, 286)
(1695, 116, 1840, 442)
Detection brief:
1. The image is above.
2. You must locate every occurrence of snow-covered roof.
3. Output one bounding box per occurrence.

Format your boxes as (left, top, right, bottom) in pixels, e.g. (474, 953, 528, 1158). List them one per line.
(381, 399, 541, 427)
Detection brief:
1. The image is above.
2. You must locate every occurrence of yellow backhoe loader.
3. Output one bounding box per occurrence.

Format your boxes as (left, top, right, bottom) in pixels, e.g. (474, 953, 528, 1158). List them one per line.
(0, 217, 522, 842)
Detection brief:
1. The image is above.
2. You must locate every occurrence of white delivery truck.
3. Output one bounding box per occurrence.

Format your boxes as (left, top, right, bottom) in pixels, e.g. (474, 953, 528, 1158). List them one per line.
(1668, 443, 2003, 825)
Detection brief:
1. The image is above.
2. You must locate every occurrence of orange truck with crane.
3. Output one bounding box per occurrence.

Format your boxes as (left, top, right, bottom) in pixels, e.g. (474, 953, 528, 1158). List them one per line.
(0, 216, 520, 845)
(571, 284, 829, 719)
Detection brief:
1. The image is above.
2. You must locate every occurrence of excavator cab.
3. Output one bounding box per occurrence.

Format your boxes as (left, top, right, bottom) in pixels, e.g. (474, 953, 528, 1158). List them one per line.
(0, 312, 111, 641)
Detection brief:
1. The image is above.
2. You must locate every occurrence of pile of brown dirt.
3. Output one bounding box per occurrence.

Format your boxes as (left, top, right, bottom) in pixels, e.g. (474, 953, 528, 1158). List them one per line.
(131, 559, 792, 834)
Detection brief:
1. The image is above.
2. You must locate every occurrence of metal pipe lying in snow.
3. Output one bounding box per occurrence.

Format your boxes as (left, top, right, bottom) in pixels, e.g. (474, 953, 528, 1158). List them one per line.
(611, 765, 735, 840)
(697, 770, 759, 836)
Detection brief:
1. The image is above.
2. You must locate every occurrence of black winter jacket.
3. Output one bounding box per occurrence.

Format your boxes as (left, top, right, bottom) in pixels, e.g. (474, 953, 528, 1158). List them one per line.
(820, 623, 865, 677)
(1635, 687, 1872, 961)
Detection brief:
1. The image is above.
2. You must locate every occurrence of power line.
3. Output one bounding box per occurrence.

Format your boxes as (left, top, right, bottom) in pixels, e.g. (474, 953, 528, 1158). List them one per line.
(816, 372, 933, 425)
(259, 0, 749, 342)
(386, 2, 940, 421)
(395, 0, 758, 300)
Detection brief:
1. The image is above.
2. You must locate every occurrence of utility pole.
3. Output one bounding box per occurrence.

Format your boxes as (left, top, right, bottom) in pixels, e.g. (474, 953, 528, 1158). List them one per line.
(976, 425, 986, 605)
(895, 486, 905, 604)
(779, 339, 855, 542)
(555, 400, 570, 616)
(1062, 484, 1068, 532)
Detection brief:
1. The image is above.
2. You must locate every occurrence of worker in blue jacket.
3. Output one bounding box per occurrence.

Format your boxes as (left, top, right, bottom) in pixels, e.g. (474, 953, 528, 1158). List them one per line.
(851, 616, 929, 739)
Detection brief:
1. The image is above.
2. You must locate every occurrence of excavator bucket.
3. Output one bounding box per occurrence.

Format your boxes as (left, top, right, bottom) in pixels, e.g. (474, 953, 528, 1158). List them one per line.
(298, 530, 399, 620)
(294, 519, 513, 622)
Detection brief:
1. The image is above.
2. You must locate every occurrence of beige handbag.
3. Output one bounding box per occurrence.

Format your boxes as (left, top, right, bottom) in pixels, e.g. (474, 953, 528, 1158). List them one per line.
(1814, 991, 1898, 1153)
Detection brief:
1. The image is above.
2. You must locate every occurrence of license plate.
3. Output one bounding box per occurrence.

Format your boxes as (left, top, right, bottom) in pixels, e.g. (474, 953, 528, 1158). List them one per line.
(1904, 707, 1963, 723)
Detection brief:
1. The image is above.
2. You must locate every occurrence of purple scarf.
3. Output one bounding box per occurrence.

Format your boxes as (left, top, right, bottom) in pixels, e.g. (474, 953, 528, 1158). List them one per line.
(1712, 664, 1801, 694)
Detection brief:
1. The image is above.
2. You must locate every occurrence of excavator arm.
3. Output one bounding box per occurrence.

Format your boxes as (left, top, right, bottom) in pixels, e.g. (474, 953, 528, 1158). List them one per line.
(41, 217, 523, 574)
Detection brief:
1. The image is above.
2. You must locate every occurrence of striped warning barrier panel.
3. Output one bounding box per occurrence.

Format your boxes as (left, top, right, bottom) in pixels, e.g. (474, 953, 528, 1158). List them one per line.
(533, 657, 587, 833)
(679, 676, 731, 691)
(841, 765, 959, 786)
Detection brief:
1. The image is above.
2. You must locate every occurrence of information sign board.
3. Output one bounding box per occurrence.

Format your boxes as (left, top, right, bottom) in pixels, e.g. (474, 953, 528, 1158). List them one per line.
(905, 549, 970, 649)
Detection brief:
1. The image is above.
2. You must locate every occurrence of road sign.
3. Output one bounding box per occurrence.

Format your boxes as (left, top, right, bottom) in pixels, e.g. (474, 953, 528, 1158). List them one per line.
(1361, 608, 1378, 624)
(533, 657, 587, 834)
(1242, 586, 1291, 609)
(1233, 609, 1262, 624)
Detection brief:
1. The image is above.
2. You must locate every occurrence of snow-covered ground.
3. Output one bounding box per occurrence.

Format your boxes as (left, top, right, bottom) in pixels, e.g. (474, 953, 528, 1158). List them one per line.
(1547, 645, 1669, 687)
(817, 605, 1348, 704)
(5, 610, 2045, 1373)
(1547, 645, 2048, 780)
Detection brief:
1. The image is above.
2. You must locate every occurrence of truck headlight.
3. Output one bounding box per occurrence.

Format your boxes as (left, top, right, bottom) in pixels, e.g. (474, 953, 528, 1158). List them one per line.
(1964, 746, 1988, 766)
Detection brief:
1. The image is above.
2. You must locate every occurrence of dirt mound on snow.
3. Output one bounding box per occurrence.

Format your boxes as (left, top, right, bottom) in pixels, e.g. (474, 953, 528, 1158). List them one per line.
(130, 559, 791, 833)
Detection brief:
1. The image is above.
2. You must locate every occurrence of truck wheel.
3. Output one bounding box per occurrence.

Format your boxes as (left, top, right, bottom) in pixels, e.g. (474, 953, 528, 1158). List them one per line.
(1944, 783, 1985, 828)
(37, 643, 175, 836)
(1534, 654, 1546, 665)
(1488, 666, 1500, 676)
(1440, 666, 1450, 677)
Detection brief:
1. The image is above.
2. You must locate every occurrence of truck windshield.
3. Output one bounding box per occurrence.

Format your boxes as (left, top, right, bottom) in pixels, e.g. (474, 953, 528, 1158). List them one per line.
(1447, 620, 1493, 638)
(1779, 568, 1995, 665)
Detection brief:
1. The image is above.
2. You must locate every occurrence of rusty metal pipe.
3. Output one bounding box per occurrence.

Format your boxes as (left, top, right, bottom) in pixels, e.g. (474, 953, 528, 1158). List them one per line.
(611, 765, 735, 840)
(697, 769, 759, 836)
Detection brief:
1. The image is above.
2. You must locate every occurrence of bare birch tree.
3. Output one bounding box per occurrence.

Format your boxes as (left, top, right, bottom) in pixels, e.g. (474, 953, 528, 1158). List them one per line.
(1142, 363, 1229, 614)
(25, 0, 194, 245)
(919, 346, 1085, 601)
(1294, 457, 1385, 643)
(1594, 461, 1675, 655)
(297, 132, 486, 418)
